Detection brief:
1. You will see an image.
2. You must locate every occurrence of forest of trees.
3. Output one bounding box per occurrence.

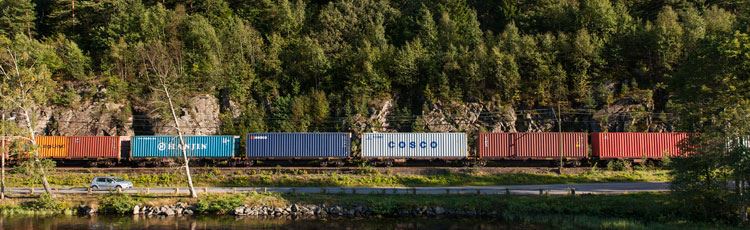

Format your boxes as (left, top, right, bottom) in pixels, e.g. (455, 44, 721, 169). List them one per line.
(0, 0, 748, 135)
(2, 0, 750, 221)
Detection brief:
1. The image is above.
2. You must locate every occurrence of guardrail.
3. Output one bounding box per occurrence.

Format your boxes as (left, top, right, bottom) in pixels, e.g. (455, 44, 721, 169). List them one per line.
(6, 184, 668, 196)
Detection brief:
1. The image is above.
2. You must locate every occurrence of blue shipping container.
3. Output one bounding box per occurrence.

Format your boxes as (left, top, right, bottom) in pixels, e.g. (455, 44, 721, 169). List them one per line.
(131, 136, 237, 158)
(245, 133, 351, 159)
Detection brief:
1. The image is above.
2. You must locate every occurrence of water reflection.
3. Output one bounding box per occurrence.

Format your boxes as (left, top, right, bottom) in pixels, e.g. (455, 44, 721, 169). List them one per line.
(0, 215, 541, 230)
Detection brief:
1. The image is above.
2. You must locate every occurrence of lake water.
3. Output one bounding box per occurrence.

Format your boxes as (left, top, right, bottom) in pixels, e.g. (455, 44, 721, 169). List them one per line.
(0, 215, 544, 229)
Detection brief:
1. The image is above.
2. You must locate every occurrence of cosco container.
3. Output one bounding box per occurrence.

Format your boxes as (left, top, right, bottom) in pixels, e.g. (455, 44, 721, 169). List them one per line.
(591, 132, 688, 159)
(36, 136, 68, 159)
(131, 136, 237, 158)
(478, 132, 588, 160)
(68, 136, 121, 159)
(361, 133, 467, 159)
(245, 133, 351, 159)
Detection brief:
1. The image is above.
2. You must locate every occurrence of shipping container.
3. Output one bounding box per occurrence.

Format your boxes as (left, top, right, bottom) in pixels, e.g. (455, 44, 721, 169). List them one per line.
(361, 133, 467, 159)
(591, 132, 688, 159)
(131, 136, 237, 159)
(36, 136, 68, 159)
(478, 132, 588, 160)
(478, 133, 513, 159)
(246, 133, 351, 159)
(68, 136, 121, 159)
(514, 132, 589, 159)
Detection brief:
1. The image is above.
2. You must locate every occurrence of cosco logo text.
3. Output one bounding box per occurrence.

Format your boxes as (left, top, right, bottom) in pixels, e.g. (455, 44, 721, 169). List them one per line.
(387, 141, 438, 149)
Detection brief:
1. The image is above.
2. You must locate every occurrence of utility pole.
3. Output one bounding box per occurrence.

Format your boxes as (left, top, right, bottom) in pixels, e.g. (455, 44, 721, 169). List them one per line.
(557, 103, 563, 174)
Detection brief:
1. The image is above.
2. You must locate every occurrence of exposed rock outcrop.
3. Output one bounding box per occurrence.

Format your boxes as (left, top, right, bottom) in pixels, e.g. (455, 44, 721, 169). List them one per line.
(150, 95, 221, 135)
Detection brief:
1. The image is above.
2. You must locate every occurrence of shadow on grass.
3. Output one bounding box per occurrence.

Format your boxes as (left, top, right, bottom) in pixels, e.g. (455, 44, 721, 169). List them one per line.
(211, 170, 667, 187)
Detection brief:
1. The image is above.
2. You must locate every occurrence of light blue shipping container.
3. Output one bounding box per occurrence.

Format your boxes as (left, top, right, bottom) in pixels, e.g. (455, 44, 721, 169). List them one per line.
(361, 133, 468, 159)
(246, 133, 351, 159)
(131, 136, 237, 158)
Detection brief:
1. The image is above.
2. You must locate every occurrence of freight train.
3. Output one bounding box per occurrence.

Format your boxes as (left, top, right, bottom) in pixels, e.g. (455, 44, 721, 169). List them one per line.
(6, 132, 689, 167)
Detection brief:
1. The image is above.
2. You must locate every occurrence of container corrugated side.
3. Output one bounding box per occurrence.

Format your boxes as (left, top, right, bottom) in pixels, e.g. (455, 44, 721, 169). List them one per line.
(68, 136, 121, 159)
(246, 133, 351, 159)
(591, 132, 688, 159)
(514, 132, 589, 159)
(478, 133, 513, 159)
(361, 133, 467, 159)
(36, 136, 68, 159)
(131, 136, 237, 158)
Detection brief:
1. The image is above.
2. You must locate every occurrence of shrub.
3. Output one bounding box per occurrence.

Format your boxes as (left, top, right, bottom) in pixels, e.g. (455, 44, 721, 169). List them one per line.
(606, 160, 632, 171)
(23, 193, 62, 211)
(99, 194, 140, 214)
(195, 194, 245, 214)
(661, 155, 671, 167)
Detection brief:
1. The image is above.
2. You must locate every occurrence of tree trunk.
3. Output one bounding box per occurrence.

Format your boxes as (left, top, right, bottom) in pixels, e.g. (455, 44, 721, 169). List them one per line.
(741, 178, 748, 223)
(1, 113, 5, 200)
(161, 80, 197, 198)
(23, 109, 51, 195)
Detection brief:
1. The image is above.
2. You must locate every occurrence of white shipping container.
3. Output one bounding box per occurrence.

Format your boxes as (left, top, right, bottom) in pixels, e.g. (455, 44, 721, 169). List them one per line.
(361, 133, 468, 159)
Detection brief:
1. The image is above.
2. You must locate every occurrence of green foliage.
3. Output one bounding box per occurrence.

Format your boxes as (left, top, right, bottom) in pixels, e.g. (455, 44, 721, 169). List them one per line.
(0, 0, 744, 133)
(194, 194, 245, 214)
(16, 159, 56, 178)
(99, 193, 140, 214)
(671, 29, 750, 223)
(22, 193, 62, 211)
(3, 169, 670, 188)
(606, 159, 632, 171)
(0, 0, 35, 37)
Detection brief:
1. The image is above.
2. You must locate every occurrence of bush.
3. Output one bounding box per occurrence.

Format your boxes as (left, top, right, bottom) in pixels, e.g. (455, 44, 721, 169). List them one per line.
(606, 160, 632, 171)
(195, 194, 245, 214)
(661, 155, 671, 167)
(23, 193, 62, 211)
(99, 194, 140, 214)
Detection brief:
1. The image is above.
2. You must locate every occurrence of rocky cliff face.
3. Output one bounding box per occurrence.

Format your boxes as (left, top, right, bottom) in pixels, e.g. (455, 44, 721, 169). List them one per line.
(31, 101, 132, 136)
(23, 93, 666, 137)
(149, 95, 222, 135)
(25, 94, 221, 136)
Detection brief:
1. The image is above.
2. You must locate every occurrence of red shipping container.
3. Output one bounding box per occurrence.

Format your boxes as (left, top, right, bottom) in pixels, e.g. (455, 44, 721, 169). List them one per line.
(591, 132, 688, 159)
(68, 136, 121, 160)
(514, 132, 589, 160)
(478, 133, 513, 159)
(478, 132, 588, 160)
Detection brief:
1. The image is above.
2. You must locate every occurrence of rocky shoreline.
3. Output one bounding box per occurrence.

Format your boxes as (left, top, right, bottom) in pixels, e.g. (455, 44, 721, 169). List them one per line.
(78, 203, 488, 218)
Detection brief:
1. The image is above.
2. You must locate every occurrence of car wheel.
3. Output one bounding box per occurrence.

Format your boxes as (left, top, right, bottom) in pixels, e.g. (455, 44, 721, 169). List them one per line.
(90, 185, 99, 190)
(115, 185, 123, 191)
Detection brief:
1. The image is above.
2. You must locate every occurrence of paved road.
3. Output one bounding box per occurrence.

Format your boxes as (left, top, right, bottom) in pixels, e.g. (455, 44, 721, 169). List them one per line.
(7, 182, 669, 195)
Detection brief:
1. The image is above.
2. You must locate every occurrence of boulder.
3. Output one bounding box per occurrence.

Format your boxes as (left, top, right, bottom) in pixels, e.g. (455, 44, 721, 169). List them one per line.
(234, 207, 246, 215)
(433, 206, 445, 215)
(164, 208, 176, 216)
(290, 204, 299, 212)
